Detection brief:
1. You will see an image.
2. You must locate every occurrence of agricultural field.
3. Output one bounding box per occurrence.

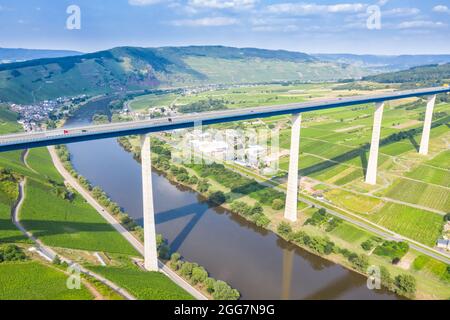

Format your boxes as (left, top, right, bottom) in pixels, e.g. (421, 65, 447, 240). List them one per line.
(406, 164, 450, 188)
(128, 83, 376, 113)
(0, 261, 93, 300)
(20, 179, 138, 255)
(381, 178, 449, 212)
(368, 203, 444, 247)
(89, 265, 193, 300)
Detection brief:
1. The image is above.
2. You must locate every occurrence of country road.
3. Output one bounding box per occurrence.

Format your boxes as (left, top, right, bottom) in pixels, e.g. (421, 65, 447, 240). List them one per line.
(11, 178, 137, 300)
(47, 146, 208, 300)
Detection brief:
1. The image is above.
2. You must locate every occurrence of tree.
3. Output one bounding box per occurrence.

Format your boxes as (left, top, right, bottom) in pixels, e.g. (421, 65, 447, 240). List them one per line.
(191, 266, 208, 285)
(271, 199, 284, 210)
(380, 266, 394, 291)
(212, 280, 240, 300)
(444, 213, 450, 222)
(205, 278, 216, 294)
(394, 274, 416, 297)
(0, 244, 26, 262)
(208, 191, 226, 206)
(180, 262, 194, 279)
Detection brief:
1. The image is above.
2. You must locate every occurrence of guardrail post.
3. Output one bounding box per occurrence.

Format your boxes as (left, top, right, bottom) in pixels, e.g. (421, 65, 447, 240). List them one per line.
(365, 102, 385, 185)
(140, 134, 158, 271)
(419, 95, 437, 155)
(284, 113, 302, 222)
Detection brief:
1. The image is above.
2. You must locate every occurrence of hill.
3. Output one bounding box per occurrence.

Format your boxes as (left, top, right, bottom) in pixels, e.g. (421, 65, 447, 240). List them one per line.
(362, 63, 450, 85)
(0, 46, 366, 104)
(0, 47, 82, 64)
(315, 54, 450, 73)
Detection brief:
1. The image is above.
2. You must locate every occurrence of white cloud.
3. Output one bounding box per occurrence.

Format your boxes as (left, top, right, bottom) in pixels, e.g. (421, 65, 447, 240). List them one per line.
(383, 7, 420, 17)
(266, 3, 367, 15)
(433, 5, 450, 13)
(128, 0, 162, 6)
(172, 16, 238, 26)
(252, 24, 299, 32)
(397, 20, 447, 29)
(188, 0, 257, 10)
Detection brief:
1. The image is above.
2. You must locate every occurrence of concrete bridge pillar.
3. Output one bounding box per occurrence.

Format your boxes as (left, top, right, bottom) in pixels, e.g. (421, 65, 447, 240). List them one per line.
(365, 102, 385, 185)
(419, 95, 437, 155)
(140, 134, 158, 271)
(284, 113, 302, 222)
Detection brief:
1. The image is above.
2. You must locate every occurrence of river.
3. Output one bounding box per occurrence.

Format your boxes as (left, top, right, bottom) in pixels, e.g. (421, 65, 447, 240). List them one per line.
(65, 98, 398, 300)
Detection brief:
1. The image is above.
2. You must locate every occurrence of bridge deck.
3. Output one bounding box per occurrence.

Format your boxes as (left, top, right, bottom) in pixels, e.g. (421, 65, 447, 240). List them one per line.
(0, 86, 449, 152)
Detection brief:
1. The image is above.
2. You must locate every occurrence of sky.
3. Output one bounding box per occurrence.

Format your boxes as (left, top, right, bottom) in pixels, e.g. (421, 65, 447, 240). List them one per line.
(0, 0, 449, 55)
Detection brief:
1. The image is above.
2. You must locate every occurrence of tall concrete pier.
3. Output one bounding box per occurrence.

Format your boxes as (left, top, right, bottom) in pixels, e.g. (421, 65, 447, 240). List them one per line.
(419, 95, 437, 155)
(284, 113, 302, 222)
(140, 134, 158, 271)
(365, 102, 385, 185)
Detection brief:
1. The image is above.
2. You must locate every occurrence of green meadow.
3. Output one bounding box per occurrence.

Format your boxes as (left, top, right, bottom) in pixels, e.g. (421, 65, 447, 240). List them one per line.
(89, 265, 193, 300)
(0, 261, 93, 300)
(20, 179, 138, 255)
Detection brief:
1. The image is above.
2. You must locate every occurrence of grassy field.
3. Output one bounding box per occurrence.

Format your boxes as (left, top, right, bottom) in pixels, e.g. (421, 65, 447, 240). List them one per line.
(0, 201, 27, 244)
(89, 265, 193, 300)
(0, 105, 21, 134)
(426, 150, 450, 170)
(325, 189, 383, 214)
(27, 147, 64, 183)
(412, 255, 450, 283)
(20, 179, 138, 255)
(0, 261, 93, 300)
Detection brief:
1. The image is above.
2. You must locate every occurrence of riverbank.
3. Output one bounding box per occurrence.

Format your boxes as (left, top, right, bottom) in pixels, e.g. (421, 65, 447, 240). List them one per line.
(117, 135, 450, 300)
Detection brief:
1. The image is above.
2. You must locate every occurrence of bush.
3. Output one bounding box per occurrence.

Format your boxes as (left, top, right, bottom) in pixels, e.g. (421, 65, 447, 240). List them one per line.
(271, 199, 284, 210)
(277, 222, 292, 238)
(0, 245, 27, 263)
(374, 241, 409, 262)
(361, 240, 374, 251)
(253, 214, 270, 228)
(349, 254, 369, 272)
(251, 203, 263, 216)
(444, 213, 450, 222)
(197, 179, 210, 193)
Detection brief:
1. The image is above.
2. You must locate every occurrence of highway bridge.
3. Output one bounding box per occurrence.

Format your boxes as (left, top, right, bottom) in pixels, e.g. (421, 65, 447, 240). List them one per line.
(0, 86, 448, 271)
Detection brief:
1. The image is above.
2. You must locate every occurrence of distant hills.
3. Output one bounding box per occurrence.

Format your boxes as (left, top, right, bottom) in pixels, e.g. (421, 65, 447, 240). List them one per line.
(0, 48, 82, 64)
(0, 46, 366, 104)
(363, 63, 450, 85)
(314, 54, 450, 73)
(3, 45, 450, 104)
